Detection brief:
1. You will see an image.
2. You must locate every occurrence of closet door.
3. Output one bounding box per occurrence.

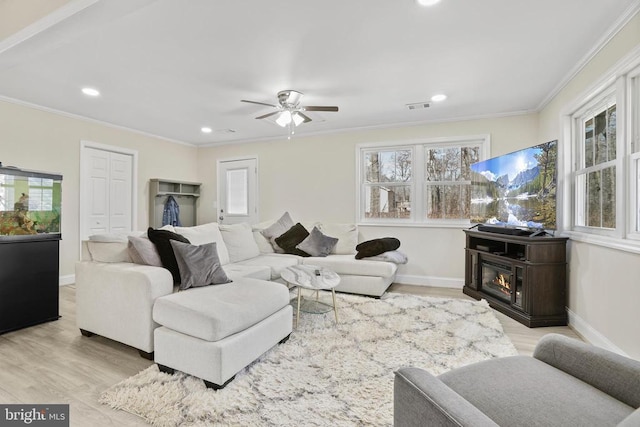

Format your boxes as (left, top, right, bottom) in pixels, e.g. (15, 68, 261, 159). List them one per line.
(80, 144, 135, 242)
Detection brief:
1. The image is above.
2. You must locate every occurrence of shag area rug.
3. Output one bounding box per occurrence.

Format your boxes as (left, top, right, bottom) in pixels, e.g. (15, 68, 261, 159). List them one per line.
(100, 292, 517, 426)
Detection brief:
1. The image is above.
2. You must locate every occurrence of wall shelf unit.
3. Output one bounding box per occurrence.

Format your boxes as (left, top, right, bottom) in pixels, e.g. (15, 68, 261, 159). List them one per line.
(149, 179, 201, 228)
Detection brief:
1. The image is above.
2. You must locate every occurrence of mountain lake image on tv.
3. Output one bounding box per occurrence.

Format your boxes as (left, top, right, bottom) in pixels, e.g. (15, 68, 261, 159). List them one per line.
(470, 140, 557, 230)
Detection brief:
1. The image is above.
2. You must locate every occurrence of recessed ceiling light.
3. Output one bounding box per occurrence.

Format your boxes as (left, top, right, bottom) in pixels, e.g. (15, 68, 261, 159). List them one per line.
(201, 127, 212, 133)
(417, 0, 441, 6)
(81, 87, 100, 97)
(431, 94, 447, 102)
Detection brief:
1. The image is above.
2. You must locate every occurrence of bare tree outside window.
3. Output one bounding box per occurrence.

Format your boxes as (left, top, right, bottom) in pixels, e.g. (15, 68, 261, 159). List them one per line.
(425, 146, 479, 219)
(364, 149, 412, 219)
(578, 103, 616, 229)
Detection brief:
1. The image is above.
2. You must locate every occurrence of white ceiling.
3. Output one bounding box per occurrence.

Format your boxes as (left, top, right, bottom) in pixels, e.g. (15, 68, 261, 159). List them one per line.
(0, 0, 638, 146)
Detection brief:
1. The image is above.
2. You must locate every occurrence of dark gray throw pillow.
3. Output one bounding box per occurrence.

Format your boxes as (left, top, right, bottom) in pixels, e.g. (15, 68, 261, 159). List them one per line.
(147, 227, 190, 284)
(355, 237, 401, 259)
(170, 240, 231, 290)
(296, 226, 339, 257)
(274, 223, 310, 257)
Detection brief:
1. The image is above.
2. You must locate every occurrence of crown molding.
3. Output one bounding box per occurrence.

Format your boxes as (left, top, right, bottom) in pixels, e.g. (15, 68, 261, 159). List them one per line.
(536, 1, 640, 111)
(0, 95, 194, 147)
(0, 0, 99, 55)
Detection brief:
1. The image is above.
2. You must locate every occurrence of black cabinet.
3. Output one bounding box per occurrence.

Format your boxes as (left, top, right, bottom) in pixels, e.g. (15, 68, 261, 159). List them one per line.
(463, 230, 568, 327)
(0, 238, 60, 334)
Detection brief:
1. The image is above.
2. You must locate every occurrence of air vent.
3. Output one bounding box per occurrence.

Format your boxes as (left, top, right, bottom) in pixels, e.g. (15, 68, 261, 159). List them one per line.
(215, 129, 236, 134)
(406, 102, 430, 110)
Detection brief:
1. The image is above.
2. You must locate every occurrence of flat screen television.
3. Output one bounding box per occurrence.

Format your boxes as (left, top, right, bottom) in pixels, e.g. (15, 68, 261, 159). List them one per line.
(470, 140, 558, 232)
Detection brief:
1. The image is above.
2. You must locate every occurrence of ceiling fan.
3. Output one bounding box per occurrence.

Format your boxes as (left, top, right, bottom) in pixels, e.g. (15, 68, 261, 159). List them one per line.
(241, 90, 338, 137)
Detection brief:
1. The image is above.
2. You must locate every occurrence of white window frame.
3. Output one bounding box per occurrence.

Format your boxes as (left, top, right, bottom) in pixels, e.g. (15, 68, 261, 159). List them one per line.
(561, 45, 640, 252)
(627, 64, 640, 241)
(356, 135, 490, 227)
(571, 88, 620, 238)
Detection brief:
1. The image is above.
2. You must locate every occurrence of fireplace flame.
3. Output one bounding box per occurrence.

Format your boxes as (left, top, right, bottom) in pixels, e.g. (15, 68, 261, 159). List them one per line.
(493, 274, 511, 296)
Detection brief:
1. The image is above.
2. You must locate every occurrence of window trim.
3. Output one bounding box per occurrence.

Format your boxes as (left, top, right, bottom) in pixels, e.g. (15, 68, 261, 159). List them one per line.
(571, 89, 620, 237)
(560, 44, 640, 251)
(355, 135, 490, 227)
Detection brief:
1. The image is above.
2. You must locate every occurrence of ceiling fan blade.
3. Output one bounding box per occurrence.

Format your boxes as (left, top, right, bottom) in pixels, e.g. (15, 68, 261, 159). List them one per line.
(297, 111, 312, 123)
(255, 111, 280, 120)
(241, 99, 278, 108)
(303, 106, 339, 112)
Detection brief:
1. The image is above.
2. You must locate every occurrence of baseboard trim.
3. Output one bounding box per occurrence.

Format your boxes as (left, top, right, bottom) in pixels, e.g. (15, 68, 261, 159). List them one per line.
(567, 308, 629, 357)
(394, 274, 463, 288)
(59, 274, 75, 286)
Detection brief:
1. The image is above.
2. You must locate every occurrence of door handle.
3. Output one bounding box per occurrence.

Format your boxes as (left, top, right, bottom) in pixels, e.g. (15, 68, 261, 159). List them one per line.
(219, 216, 224, 221)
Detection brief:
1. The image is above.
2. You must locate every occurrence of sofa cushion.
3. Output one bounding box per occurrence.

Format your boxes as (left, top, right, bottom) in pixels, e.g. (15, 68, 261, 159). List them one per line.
(147, 227, 190, 284)
(128, 235, 163, 267)
(87, 241, 132, 263)
(223, 264, 272, 281)
(439, 356, 635, 427)
(318, 223, 358, 255)
(233, 254, 302, 280)
(302, 254, 397, 278)
(275, 223, 310, 257)
(170, 240, 231, 290)
(260, 212, 295, 253)
(220, 222, 261, 262)
(153, 279, 290, 342)
(174, 223, 230, 265)
(296, 226, 339, 257)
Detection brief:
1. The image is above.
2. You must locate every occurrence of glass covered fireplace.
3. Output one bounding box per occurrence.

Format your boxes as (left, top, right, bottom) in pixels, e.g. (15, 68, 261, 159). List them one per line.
(481, 260, 522, 307)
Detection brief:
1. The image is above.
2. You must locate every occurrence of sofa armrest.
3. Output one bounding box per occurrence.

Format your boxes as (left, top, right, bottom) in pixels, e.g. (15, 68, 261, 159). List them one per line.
(533, 334, 640, 408)
(394, 368, 498, 427)
(75, 261, 174, 353)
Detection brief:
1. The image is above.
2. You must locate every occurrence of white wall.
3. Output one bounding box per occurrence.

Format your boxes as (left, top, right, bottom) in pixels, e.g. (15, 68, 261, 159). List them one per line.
(537, 12, 640, 358)
(0, 100, 199, 279)
(197, 114, 539, 283)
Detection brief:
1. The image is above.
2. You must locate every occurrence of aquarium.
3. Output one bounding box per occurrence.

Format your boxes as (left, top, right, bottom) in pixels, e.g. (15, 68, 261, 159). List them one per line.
(470, 140, 558, 230)
(0, 166, 62, 240)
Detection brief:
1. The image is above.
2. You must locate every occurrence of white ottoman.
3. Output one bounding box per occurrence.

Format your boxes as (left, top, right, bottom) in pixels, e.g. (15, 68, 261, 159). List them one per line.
(152, 278, 292, 389)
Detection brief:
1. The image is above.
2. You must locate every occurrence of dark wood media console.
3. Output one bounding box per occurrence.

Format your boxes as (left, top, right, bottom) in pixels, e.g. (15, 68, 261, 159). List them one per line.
(463, 229, 568, 327)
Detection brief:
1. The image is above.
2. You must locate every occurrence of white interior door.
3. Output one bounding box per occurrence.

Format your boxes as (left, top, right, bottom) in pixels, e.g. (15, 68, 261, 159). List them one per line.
(80, 143, 136, 242)
(217, 158, 258, 224)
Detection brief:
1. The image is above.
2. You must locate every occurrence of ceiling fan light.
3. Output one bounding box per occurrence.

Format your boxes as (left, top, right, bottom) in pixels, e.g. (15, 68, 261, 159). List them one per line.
(292, 112, 304, 126)
(417, 0, 441, 6)
(275, 111, 292, 127)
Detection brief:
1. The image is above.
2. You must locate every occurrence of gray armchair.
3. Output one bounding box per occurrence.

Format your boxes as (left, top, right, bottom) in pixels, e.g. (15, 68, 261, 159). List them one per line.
(394, 334, 640, 427)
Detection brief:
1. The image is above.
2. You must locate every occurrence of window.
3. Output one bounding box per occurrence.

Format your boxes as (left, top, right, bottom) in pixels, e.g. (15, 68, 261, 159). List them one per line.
(565, 52, 640, 248)
(629, 65, 640, 239)
(424, 146, 479, 220)
(28, 177, 54, 211)
(362, 148, 412, 219)
(358, 136, 489, 225)
(573, 94, 618, 232)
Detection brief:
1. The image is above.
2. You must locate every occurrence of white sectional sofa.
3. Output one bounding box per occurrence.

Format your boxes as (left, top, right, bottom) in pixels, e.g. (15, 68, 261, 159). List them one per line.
(75, 220, 398, 362)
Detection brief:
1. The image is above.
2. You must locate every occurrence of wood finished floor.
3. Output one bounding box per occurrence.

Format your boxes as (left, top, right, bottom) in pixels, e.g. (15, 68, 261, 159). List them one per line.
(0, 284, 581, 426)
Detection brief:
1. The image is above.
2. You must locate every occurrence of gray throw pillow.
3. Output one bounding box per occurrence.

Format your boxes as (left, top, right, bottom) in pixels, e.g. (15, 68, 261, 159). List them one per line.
(170, 240, 231, 290)
(260, 212, 295, 253)
(296, 226, 339, 257)
(128, 236, 163, 267)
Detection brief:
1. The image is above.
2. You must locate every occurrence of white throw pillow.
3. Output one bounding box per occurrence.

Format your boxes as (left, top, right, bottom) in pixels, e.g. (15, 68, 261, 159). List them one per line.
(87, 241, 132, 263)
(252, 220, 276, 253)
(318, 223, 358, 254)
(260, 212, 295, 253)
(173, 223, 230, 265)
(220, 223, 261, 263)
